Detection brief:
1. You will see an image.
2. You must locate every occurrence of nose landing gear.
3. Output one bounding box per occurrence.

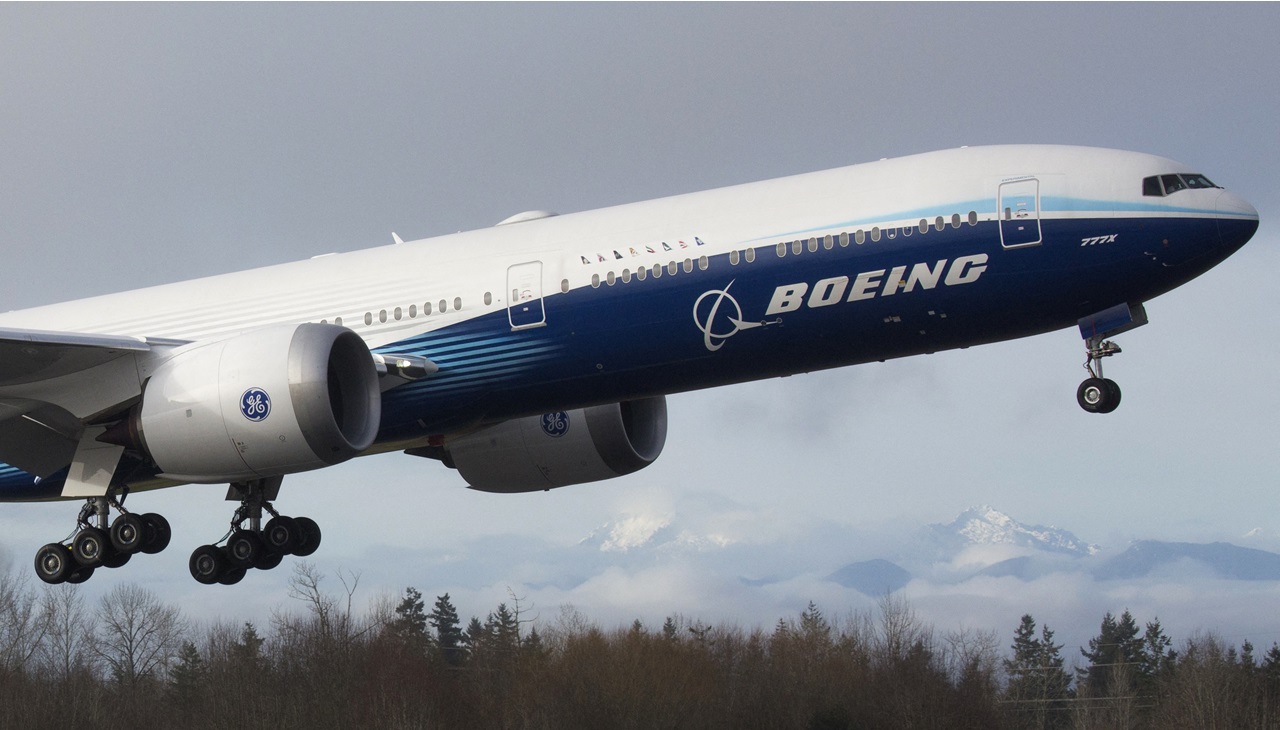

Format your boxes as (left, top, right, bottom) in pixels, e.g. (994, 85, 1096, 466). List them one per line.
(1075, 302, 1147, 415)
(1078, 339, 1122, 414)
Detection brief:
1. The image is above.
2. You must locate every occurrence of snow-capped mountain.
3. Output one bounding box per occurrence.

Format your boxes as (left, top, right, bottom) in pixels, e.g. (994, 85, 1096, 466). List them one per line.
(930, 505, 1100, 557)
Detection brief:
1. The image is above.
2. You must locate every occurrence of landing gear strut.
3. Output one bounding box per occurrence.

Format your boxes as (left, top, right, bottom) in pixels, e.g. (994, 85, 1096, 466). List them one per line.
(1077, 338, 1122, 414)
(189, 478, 321, 586)
(34, 492, 171, 585)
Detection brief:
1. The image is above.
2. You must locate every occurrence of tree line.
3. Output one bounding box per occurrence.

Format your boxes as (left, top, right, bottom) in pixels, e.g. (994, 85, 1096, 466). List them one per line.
(0, 562, 1275, 729)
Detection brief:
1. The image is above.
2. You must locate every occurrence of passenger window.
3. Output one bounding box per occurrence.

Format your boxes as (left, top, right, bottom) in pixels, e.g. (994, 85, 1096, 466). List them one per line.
(439, 299, 447, 313)
(855, 229, 865, 244)
(409, 304, 418, 317)
(807, 237, 818, 253)
(483, 293, 491, 306)
(653, 263, 662, 278)
(560, 279, 569, 293)
(777, 242, 786, 257)
(951, 213, 961, 229)
(424, 302, 432, 315)
(683, 258, 693, 273)
(918, 219, 928, 234)
(745, 247, 756, 262)
(668, 261, 678, 275)
(606, 272, 616, 286)
(823, 234, 833, 250)
(871, 227, 880, 242)
(393, 307, 402, 321)
(622, 269, 631, 283)
(935, 216, 945, 232)
(839, 232, 849, 247)
(792, 240, 802, 255)
(591, 274, 600, 288)
(453, 297, 462, 310)
(335, 316, 343, 326)
(730, 250, 740, 265)
(967, 211, 978, 226)
(698, 256, 708, 270)
(364, 312, 373, 326)
(637, 266, 647, 281)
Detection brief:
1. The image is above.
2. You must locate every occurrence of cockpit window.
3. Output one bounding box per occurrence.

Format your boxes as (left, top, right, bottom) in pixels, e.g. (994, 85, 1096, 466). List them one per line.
(1142, 173, 1219, 197)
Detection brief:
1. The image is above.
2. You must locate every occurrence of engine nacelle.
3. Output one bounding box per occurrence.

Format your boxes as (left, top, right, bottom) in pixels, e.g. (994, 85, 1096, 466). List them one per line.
(445, 397, 668, 493)
(135, 323, 380, 483)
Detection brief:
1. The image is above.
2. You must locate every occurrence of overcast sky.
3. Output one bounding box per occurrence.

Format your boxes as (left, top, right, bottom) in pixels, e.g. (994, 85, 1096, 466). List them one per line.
(1, 4, 1277, 653)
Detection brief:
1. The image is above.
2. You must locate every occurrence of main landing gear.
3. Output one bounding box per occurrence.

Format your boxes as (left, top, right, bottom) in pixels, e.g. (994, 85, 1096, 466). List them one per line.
(188, 478, 321, 586)
(34, 493, 171, 585)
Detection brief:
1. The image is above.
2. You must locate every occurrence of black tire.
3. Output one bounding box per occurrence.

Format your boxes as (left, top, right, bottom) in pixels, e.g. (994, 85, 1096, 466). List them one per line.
(65, 566, 95, 584)
(100, 548, 131, 569)
(217, 566, 247, 585)
(72, 528, 109, 567)
(254, 550, 284, 571)
(264, 516, 299, 555)
(141, 513, 171, 555)
(226, 530, 264, 569)
(1097, 379, 1122, 414)
(293, 517, 322, 557)
(190, 544, 225, 585)
(110, 514, 144, 554)
(1077, 378, 1107, 413)
(34, 543, 73, 584)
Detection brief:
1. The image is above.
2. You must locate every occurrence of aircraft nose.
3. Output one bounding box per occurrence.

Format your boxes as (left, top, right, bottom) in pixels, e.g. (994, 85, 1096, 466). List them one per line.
(1217, 189, 1258, 219)
(1216, 189, 1260, 252)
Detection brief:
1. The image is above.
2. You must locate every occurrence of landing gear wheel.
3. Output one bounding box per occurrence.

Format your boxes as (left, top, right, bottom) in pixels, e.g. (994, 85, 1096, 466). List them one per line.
(217, 566, 247, 585)
(226, 530, 264, 569)
(264, 516, 299, 554)
(34, 543, 73, 584)
(72, 527, 109, 567)
(292, 517, 322, 557)
(100, 548, 131, 569)
(1077, 378, 1121, 414)
(254, 550, 284, 571)
(190, 544, 226, 585)
(65, 566, 95, 584)
(140, 513, 171, 555)
(110, 514, 144, 554)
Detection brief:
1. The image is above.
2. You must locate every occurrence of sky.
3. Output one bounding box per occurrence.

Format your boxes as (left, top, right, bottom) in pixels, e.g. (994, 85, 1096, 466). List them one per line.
(1, 4, 1278, 657)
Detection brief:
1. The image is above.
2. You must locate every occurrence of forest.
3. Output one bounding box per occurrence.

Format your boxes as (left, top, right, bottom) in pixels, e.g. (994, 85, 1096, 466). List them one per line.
(0, 562, 1276, 729)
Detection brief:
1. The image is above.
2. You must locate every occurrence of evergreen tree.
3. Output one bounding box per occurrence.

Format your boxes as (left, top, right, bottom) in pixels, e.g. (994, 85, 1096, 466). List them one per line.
(1004, 615, 1071, 729)
(168, 640, 205, 708)
(427, 593, 464, 665)
(389, 587, 431, 654)
(1140, 618, 1176, 685)
(1079, 610, 1144, 698)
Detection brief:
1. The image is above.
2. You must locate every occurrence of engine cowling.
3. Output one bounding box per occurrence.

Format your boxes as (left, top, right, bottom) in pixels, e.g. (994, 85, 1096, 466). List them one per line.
(445, 397, 668, 493)
(133, 323, 380, 483)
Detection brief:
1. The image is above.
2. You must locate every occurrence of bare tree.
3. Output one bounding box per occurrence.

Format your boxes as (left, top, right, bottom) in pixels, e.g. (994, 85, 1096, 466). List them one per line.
(93, 583, 186, 688)
(38, 584, 96, 682)
(0, 567, 45, 673)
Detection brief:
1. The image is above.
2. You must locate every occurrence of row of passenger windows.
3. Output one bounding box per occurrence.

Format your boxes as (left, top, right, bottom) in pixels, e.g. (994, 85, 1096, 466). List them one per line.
(589, 211, 979, 288)
(321, 279, 574, 328)
(590, 257, 709, 288)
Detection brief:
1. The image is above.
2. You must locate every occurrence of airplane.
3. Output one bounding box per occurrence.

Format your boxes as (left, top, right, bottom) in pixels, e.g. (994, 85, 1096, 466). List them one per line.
(0, 145, 1257, 586)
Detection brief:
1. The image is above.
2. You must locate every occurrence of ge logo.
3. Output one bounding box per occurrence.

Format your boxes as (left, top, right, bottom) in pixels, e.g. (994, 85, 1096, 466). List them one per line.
(241, 388, 271, 422)
(541, 412, 569, 438)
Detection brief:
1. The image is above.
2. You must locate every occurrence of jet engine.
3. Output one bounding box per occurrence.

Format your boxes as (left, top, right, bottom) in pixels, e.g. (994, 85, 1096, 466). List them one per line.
(120, 323, 381, 483)
(443, 396, 667, 492)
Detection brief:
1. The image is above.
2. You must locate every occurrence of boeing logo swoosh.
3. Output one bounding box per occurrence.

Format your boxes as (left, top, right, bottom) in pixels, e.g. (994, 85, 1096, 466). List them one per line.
(692, 281, 780, 352)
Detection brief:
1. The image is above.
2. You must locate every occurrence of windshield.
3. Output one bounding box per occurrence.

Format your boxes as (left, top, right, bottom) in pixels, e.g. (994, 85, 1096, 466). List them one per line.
(1143, 173, 1218, 197)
